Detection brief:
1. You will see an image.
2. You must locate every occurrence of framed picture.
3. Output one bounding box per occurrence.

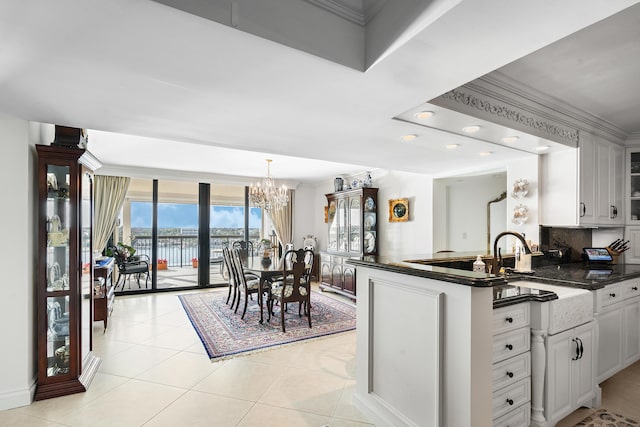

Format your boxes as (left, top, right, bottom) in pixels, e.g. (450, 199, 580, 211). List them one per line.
(389, 198, 409, 222)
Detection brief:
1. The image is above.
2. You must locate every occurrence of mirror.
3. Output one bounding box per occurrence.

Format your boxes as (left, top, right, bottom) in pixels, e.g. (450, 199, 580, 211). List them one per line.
(433, 171, 508, 254)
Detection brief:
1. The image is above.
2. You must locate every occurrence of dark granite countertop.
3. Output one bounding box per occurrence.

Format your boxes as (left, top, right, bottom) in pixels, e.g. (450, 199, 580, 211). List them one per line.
(347, 255, 507, 287)
(347, 255, 640, 308)
(508, 263, 640, 290)
(492, 284, 558, 309)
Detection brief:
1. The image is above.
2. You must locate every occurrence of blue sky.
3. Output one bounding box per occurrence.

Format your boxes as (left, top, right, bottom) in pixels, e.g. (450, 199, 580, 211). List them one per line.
(130, 202, 262, 228)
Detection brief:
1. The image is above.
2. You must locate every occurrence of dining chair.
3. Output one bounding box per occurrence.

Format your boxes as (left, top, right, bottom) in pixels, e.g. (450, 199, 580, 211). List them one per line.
(232, 240, 254, 258)
(222, 247, 237, 307)
(229, 248, 265, 320)
(267, 248, 312, 332)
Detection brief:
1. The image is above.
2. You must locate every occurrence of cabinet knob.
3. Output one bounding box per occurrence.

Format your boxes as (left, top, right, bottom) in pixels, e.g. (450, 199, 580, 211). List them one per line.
(506, 398, 514, 406)
(610, 293, 616, 298)
(505, 344, 513, 351)
(505, 317, 513, 323)
(633, 287, 638, 291)
(506, 371, 514, 378)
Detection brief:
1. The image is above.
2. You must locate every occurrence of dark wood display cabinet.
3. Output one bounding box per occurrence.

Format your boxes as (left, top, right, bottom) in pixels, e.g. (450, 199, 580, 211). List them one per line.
(35, 145, 101, 400)
(320, 188, 378, 300)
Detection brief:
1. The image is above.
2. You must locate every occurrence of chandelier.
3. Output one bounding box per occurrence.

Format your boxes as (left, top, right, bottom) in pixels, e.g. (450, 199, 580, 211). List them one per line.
(249, 159, 289, 213)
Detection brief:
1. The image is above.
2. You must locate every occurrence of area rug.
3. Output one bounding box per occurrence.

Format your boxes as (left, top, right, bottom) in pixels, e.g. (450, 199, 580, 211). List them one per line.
(178, 290, 356, 360)
(574, 408, 640, 426)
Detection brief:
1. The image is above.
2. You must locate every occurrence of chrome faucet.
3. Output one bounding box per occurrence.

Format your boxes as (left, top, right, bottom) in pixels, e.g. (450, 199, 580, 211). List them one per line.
(491, 231, 532, 275)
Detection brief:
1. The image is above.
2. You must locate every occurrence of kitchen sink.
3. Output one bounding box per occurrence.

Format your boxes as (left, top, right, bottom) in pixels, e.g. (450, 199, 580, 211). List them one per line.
(514, 281, 593, 334)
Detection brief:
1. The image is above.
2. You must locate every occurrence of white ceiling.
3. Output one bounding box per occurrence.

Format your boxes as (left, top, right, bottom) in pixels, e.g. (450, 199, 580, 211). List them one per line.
(0, 0, 638, 185)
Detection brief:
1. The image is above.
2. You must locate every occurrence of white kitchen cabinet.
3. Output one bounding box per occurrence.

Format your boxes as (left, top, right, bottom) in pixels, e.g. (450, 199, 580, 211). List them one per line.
(541, 133, 624, 226)
(545, 321, 595, 425)
(595, 280, 640, 383)
(627, 148, 640, 224)
(624, 226, 640, 264)
(492, 304, 531, 424)
(594, 142, 624, 225)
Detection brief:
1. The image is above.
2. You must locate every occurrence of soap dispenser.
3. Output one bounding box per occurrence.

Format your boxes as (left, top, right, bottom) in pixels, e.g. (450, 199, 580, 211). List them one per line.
(473, 255, 486, 273)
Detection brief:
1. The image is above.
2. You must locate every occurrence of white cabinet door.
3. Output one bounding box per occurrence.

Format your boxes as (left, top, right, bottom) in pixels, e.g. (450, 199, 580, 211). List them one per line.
(579, 135, 596, 224)
(595, 142, 624, 225)
(596, 306, 623, 383)
(573, 322, 595, 407)
(546, 330, 573, 423)
(546, 322, 596, 425)
(623, 298, 640, 367)
(611, 143, 625, 225)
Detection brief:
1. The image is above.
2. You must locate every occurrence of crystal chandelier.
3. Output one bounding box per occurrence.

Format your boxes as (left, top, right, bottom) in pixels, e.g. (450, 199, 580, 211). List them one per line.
(249, 159, 289, 213)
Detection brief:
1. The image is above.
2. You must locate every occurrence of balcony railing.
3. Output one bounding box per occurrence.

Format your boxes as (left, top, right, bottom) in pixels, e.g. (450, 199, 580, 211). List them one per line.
(130, 235, 260, 268)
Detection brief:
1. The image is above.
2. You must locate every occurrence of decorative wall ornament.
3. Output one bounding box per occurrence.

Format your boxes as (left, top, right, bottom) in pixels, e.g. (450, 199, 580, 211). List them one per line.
(439, 89, 579, 145)
(512, 204, 529, 225)
(389, 198, 409, 222)
(511, 179, 529, 199)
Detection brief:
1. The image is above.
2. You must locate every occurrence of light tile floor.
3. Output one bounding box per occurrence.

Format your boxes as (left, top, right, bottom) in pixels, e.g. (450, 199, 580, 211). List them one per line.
(2, 286, 372, 427)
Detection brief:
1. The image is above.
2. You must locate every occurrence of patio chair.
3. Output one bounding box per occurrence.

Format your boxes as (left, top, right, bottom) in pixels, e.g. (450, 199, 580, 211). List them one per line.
(110, 246, 150, 290)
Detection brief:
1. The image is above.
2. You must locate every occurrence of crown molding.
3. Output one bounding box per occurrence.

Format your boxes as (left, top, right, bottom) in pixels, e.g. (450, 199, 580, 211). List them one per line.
(432, 87, 579, 147)
(305, 0, 365, 25)
(476, 72, 628, 144)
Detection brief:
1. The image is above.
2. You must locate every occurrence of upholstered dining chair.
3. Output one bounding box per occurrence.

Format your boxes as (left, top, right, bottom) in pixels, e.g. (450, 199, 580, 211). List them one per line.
(229, 248, 264, 320)
(222, 247, 238, 307)
(232, 240, 254, 258)
(267, 248, 313, 332)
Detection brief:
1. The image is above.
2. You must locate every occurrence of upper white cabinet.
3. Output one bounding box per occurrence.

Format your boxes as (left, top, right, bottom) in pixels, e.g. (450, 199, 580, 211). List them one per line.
(541, 133, 624, 226)
(627, 148, 640, 224)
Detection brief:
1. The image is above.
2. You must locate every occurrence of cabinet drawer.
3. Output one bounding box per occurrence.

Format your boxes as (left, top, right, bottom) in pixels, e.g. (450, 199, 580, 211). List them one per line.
(493, 304, 529, 335)
(492, 377, 531, 420)
(598, 283, 623, 309)
(621, 280, 640, 300)
(493, 402, 530, 427)
(493, 327, 530, 363)
(493, 352, 531, 392)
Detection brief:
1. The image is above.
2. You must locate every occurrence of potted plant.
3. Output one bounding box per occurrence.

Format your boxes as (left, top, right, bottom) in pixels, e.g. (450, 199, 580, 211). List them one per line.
(191, 257, 198, 268)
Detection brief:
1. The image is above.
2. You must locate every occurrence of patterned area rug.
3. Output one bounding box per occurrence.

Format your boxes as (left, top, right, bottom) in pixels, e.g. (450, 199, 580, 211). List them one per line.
(574, 409, 640, 426)
(179, 290, 356, 360)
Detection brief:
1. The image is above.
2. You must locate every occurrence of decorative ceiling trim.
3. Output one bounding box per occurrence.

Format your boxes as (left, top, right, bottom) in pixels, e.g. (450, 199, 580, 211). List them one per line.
(477, 73, 628, 144)
(305, 0, 365, 26)
(438, 88, 579, 145)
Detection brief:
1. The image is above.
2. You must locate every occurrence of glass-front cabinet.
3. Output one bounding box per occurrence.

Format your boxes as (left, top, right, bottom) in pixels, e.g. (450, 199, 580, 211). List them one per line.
(629, 150, 640, 222)
(320, 188, 378, 300)
(35, 145, 101, 400)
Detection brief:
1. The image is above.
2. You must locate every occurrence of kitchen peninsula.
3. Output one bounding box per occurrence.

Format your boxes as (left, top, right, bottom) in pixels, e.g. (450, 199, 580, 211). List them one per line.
(349, 254, 640, 427)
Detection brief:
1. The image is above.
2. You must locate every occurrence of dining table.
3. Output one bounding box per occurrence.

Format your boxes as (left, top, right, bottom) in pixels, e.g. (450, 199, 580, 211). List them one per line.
(242, 255, 284, 324)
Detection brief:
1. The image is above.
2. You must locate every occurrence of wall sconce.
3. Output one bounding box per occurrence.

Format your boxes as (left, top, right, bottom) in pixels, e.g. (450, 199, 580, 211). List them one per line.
(511, 179, 529, 199)
(512, 204, 529, 225)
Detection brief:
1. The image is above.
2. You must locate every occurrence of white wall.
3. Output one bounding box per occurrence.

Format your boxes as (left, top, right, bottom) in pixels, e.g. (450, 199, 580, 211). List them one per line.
(306, 170, 434, 257)
(0, 119, 40, 409)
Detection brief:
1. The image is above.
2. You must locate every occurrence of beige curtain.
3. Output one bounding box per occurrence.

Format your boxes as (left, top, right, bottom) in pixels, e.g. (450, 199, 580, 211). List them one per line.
(94, 175, 131, 253)
(269, 189, 294, 247)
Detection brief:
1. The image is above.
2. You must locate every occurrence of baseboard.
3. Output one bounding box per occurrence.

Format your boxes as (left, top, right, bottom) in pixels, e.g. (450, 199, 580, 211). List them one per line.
(0, 379, 36, 411)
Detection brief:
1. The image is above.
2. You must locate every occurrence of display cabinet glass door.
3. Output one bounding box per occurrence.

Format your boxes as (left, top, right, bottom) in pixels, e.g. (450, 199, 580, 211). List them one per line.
(328, 200, 337, 251)
(80, 169, 93, 371)
(349, 197, 361, 253)
(45, 164, 75, 378)
(337, 199, 347, 252)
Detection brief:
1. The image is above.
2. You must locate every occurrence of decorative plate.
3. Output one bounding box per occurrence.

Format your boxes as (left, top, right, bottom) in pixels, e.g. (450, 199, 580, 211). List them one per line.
(364, 196, 375, 212)
(364, 232, 376, 253)
(364, 213, 376, 229)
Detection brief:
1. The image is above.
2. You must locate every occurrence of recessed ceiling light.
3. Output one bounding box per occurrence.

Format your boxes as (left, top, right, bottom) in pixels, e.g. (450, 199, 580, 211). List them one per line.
(534, 145, 550, 152)
(445, 144, 459, 149)
(401, 134, 418, 141)
(414, 111, 435, 119)
(479, 151, 493, 156)
(501, 136, 519, 143)
(462, 125, 482, 133)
